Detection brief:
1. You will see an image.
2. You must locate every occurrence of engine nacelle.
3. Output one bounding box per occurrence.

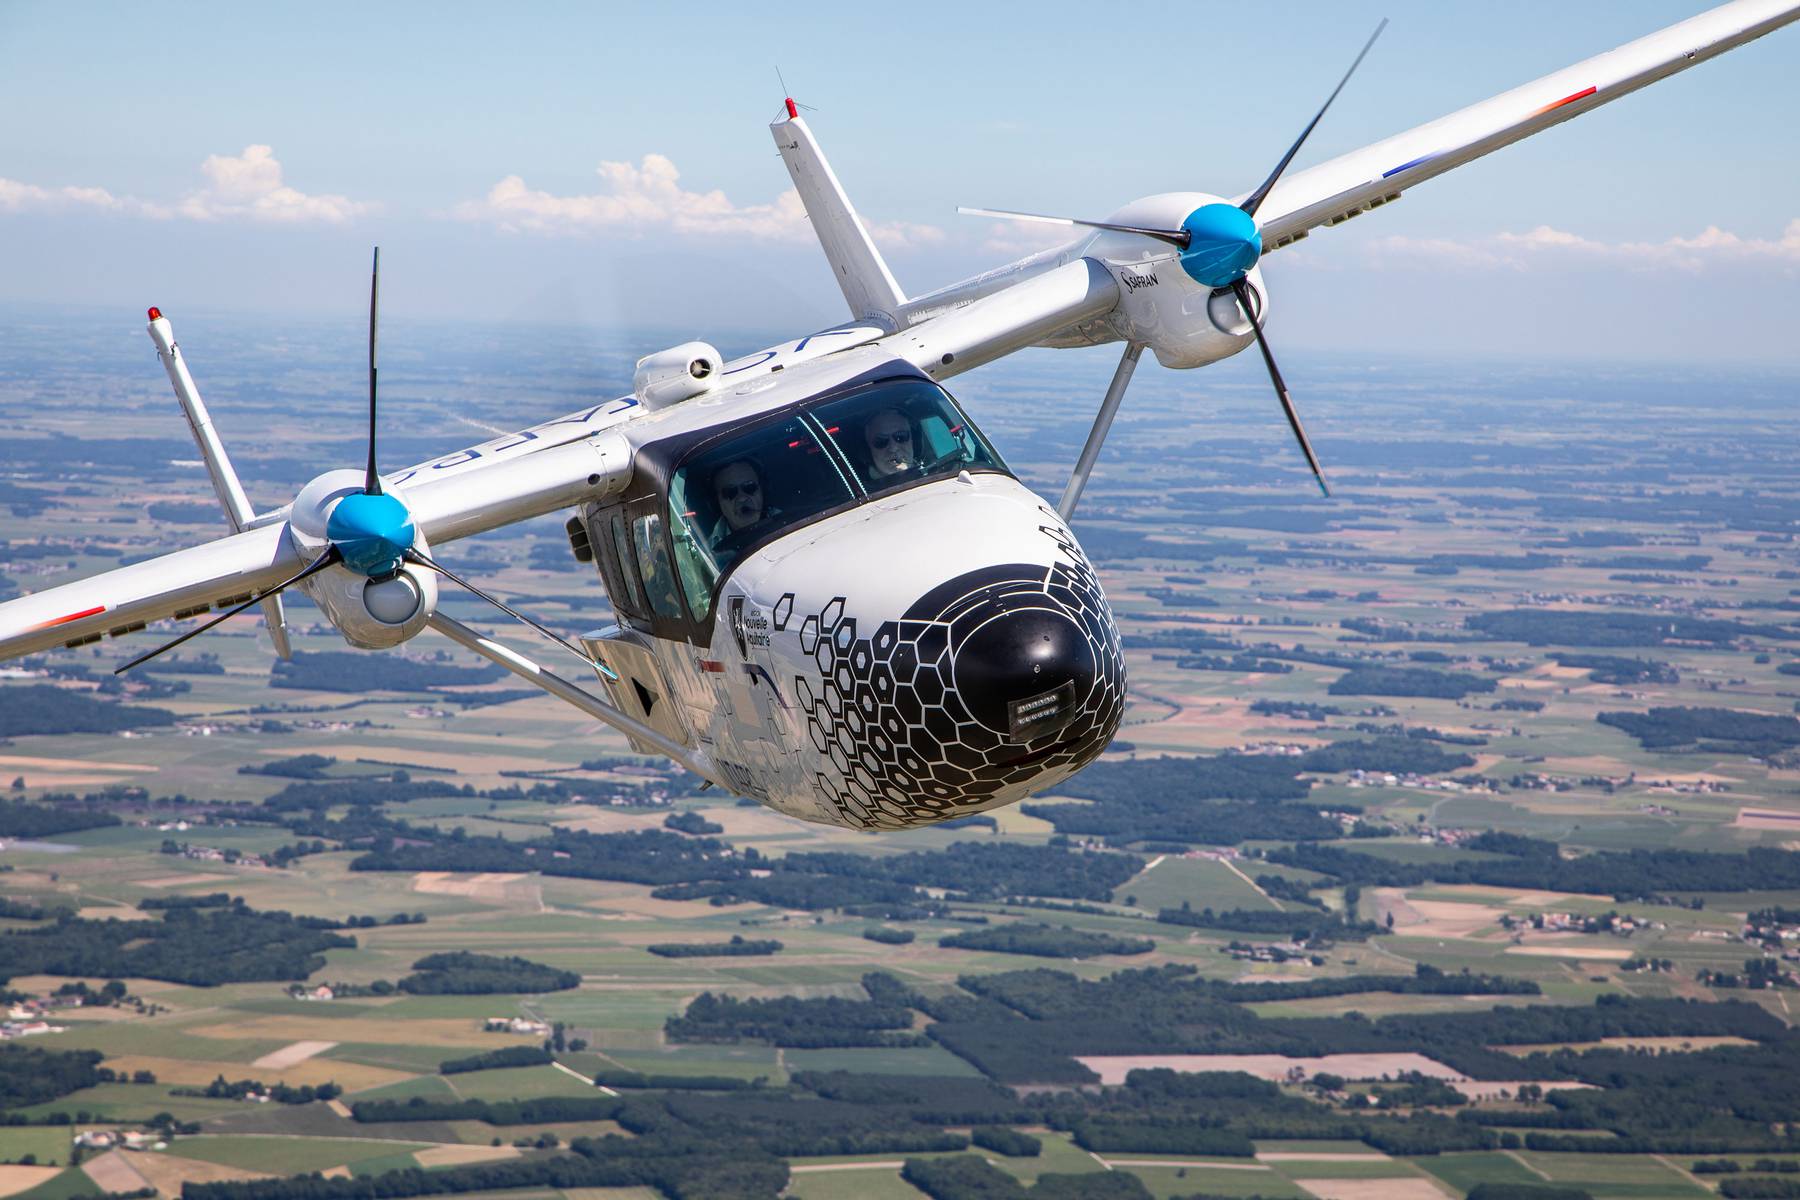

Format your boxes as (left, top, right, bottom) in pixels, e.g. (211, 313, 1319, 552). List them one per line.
(304, 558, 438, 649)
(1086, 192, 1266, 370)
(634, 341, 721, 410)
(287, 469, 439, 650)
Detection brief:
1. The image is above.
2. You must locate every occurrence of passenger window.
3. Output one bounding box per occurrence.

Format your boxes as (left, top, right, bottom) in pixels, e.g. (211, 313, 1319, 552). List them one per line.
(608, 514, 648, 618)
(586, 514, 628, 616)
(631, 513, 685, 622)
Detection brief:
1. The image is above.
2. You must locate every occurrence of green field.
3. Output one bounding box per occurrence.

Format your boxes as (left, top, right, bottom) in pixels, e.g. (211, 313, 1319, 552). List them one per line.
(170, 1136, 434, 1174)
(784, 1170, 927, 1200)
(0, 1127, 70, 1166)
(444, 1066, 601, 1101)
(1417, 1151, 1562, 1190)
(1513, 1152, 1709, 1197)
(1112, 855, 1279, 913)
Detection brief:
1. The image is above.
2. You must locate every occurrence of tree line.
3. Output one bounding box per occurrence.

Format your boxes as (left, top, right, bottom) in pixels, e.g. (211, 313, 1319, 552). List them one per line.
(397, 952, 577, 995)
(1597, 706, 1800, 756)
(0, 905, 354, 986)
(645, 937, 781, 959)
(437, 1047, 552, 1075)
(0, 796, 121, 837)
(665, 987, 924, 1049)
(1269, 839, 1800, 899)
(937, 924, 1153, 959)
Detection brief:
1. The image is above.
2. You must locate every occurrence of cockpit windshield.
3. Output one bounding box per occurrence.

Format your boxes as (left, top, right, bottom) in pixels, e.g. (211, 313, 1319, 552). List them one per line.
(666, 377, 1004, 622)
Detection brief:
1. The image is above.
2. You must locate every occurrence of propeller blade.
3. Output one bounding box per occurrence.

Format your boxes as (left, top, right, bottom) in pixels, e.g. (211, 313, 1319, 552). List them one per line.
(1231, 279, 1330, 498)
(365, 246, 382, 496)
(957, 206, 1190, 250)
(115, 546, 343, 675)
(1239, 19, 1387, 219)
(403, 549, 601, 669)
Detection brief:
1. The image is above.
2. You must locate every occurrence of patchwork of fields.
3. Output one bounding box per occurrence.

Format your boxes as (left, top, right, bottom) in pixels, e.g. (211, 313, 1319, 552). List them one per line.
(1, 321, 1798, 1197)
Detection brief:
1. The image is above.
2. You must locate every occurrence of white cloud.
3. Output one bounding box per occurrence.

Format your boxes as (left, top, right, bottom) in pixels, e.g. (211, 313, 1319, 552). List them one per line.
(456, 152, 944, 248)
(864, 216, 945, 250)
(456, 154, 807, 239)
(0, 178, 166, 218)
(1369, 219, 1800, 273)
(0, 145, 367, 224)
(178, 145, 366, 223)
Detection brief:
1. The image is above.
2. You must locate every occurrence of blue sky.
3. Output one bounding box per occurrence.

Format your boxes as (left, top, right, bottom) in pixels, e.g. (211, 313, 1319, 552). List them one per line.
(2, 1, 1796, 363)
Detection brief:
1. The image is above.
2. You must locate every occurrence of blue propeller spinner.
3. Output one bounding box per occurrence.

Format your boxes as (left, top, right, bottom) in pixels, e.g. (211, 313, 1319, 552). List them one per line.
(325, 490, 415, 578)
(1176, 203, 1263, 288)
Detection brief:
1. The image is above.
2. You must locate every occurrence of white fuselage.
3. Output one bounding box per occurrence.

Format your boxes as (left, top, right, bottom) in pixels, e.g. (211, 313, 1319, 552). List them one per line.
(549, 346, 1131, 831)
(621, 473, 1125, 830)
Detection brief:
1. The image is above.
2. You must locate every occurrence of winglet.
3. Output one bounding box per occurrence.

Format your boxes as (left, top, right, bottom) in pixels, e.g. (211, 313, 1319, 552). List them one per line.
(146, 308, 293, 656)
(770, 110, 905, 323)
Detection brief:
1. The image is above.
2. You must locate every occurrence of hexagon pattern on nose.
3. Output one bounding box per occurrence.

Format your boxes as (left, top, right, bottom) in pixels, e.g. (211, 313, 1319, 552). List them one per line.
(783, 523, 1125, 829)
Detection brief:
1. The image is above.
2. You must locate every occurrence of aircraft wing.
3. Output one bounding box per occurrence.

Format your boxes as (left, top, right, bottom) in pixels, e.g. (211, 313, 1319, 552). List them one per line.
(0, 433, 629, 664)
(1247, 0, 1800, 252)
(0, 524, 302, 662)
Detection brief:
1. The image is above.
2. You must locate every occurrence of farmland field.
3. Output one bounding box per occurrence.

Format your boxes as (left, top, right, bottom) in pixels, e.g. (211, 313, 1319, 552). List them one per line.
(1, 318, 1798, 1198)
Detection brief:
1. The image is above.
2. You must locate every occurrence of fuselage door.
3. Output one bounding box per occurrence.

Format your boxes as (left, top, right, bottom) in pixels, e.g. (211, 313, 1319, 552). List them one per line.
(580, 623, 697, 754)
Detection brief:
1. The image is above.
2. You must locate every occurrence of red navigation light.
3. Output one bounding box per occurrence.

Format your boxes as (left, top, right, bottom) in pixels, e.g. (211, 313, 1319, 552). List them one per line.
(147, 307, 162, 321)
(785, 97, 798, 119)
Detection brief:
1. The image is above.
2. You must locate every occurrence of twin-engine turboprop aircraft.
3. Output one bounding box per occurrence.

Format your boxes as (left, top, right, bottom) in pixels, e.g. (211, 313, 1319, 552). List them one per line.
(2, 2, 1795, 830)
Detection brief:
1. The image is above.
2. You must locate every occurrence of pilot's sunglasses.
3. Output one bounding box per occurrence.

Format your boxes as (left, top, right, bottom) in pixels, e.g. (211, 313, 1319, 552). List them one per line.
(718, 482, 760, 500)
(871, 431, 911, 449)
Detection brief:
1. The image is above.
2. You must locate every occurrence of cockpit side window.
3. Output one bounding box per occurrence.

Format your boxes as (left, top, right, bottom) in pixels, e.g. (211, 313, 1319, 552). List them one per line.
(666, 470, 717, 624)
(667, 414, 856, 601)
(809, 379, 1004, 497)
(655, 377, 1010, 638)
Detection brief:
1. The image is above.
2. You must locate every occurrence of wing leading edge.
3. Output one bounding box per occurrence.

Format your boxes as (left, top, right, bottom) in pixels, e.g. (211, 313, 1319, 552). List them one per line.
(0, 434, 630, 666)
(1248, 0, 1800, 251)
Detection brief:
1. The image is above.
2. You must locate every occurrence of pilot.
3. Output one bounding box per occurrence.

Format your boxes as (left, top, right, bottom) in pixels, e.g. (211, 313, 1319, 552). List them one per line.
(713, 459, 766, 533)
(709, 459, 774, 566)
(863, 408, 917, 482)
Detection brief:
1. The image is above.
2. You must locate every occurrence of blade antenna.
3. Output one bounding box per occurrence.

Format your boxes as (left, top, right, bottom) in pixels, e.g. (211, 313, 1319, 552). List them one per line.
(365, 246, 382, 496)
(1232, 279, 1329, 497)
(1240, 18, 1387, 218)
(116, 547, 343, 674)
(773, 66, 818, 114)
(404, 549, 599, 668)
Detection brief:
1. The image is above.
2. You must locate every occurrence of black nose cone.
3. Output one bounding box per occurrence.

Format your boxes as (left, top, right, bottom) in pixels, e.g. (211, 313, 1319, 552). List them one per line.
(953, 608, 1095, 742)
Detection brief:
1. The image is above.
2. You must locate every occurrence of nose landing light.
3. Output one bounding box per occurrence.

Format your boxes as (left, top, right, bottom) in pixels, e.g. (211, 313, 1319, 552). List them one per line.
(1007, 680, 1078, 742)
(952, 608, 1093, 744)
